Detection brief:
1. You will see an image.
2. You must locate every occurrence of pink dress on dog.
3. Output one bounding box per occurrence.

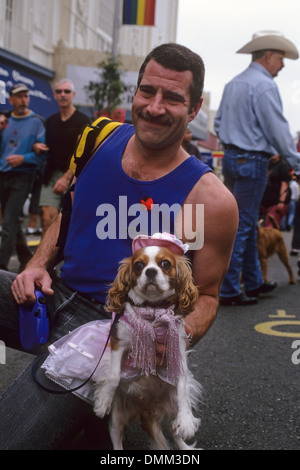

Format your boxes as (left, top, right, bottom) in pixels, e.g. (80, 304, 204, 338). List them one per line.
(42, 305, 182, 404)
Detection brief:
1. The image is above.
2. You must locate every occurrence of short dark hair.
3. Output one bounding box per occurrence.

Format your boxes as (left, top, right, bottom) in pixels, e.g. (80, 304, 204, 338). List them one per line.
(137, 43, 205, 112)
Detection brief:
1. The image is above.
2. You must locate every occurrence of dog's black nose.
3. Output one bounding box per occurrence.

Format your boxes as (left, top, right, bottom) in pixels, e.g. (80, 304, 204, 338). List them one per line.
(145, 268, 157, 279)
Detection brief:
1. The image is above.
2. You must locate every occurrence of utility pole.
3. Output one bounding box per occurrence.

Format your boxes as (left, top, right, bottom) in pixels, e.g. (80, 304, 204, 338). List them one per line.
(112, 0, 122, 61)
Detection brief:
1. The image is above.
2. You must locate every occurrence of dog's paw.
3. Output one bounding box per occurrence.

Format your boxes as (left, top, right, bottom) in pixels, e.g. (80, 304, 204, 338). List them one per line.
(171, 412, 200, 441)
(173, 436, 203, 451)
(93, 400, 112, 418)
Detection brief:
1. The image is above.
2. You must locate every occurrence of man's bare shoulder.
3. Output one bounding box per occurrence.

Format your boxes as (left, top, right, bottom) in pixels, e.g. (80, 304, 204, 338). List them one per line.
(185, 171, 237, 215)
(180, 171, 238, 254)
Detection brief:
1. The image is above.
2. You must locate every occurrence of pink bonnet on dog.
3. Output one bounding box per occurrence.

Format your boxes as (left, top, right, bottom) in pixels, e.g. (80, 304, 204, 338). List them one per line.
(132, 233, 189, 255)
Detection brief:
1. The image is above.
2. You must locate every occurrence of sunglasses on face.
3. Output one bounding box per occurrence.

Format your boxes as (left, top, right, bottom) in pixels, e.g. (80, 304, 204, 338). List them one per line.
(55, 89, 72, 94)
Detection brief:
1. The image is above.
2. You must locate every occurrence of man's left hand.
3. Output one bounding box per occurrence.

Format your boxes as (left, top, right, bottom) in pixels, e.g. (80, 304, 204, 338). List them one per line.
(6, 154, 24, 167)
(53, 176, 70, 194)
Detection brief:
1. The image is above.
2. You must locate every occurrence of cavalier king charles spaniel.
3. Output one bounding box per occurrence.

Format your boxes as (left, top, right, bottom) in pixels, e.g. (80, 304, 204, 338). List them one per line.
(93, 233, 203, 450)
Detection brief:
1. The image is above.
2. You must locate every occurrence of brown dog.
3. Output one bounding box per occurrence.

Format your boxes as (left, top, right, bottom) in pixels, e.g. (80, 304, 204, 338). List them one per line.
(257, 215, 296, 284)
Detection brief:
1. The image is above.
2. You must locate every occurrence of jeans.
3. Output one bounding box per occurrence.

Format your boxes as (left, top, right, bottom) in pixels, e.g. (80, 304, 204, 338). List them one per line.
(0, 271, 112, 449)
(281, 200, 297, 229)
(0, 172, 34, 269)
(221, 148, 269, 298)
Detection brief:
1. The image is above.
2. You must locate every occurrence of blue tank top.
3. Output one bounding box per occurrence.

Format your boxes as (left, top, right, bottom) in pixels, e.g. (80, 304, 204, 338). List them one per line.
(60, 124, 211, 303)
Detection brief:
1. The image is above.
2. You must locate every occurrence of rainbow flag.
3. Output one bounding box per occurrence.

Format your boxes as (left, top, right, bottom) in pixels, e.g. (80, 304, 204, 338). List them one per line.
(123, 0, 156, 26)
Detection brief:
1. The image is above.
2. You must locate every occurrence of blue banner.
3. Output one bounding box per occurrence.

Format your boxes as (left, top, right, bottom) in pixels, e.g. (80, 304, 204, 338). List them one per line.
(0, 62, 58, 119)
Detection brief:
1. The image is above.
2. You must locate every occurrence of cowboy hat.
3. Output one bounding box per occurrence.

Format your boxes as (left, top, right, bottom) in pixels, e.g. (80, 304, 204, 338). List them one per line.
(237, 30, 299, 60)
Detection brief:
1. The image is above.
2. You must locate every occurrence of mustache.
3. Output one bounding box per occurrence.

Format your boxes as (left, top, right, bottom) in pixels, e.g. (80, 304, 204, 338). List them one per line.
(137, 110, 172, 126)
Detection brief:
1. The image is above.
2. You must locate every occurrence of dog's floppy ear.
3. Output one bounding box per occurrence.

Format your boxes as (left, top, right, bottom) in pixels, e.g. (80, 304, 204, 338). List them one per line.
(175, 256, 199, 316)
(106, 257, 132, 313)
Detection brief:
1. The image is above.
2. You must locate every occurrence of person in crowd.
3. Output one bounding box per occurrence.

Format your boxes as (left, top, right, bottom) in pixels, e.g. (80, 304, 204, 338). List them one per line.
(1, 111, 46, 237)
(281, 171, 300, 231)
(0, 112, 8, 234)
(0, 43, 238, 450)
(24, 154, 47, 236)
(260, 153, 292, 228)
(215, 30, 300, 306)
(182, 126, 201, 159)
(0, 112, 8, 228)
(39, 78, 90, 235)
(25, 117, 49, 236)
(0, 112, 7, 137)
(0, 83, 46, 271)
(290, 175, 300, 258)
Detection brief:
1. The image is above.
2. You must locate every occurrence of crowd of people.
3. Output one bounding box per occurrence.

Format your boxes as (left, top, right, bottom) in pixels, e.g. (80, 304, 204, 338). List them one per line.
(0, 32, 299, 449)
(0, 79, 90, 270)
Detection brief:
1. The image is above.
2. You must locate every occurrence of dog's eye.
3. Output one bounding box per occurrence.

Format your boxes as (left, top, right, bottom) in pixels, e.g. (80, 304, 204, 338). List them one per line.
(160, 259, 171, 270)
(134, 261, 145, 273)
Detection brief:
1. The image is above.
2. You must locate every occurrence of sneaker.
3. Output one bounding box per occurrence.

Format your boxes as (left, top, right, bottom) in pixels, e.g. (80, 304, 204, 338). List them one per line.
(25, 227, 42, 236)
(25, 227, 36, 235)
(290, 249, 300, 256)
(220, 293, 258, 306)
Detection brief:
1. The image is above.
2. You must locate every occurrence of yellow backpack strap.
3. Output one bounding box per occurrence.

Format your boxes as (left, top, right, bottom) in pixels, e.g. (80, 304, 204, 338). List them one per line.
(69, 117, 122, 177)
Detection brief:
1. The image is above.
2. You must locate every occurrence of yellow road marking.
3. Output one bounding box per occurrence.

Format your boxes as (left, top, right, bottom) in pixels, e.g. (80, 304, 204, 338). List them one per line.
(255, 309, 300, 338)
(255, 321, 300, 338)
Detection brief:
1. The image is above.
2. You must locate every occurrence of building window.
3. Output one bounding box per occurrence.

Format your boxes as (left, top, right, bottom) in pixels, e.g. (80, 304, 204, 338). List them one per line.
(5, 0, 13, 23)
(4, 0, 28, 56)
(5, 0, 14, 48)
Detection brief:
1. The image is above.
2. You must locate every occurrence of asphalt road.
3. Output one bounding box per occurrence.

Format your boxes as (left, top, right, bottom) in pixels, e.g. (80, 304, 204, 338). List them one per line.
(1, 230, 299, 451)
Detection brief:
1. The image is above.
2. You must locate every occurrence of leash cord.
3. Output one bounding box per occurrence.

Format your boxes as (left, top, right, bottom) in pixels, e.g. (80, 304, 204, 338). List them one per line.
(31, 313, 120, 395)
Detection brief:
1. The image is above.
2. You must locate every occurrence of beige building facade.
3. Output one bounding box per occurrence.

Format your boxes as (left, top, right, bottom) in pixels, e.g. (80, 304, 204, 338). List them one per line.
(0, 0, 210, 140)
(0, 0, 178, 112)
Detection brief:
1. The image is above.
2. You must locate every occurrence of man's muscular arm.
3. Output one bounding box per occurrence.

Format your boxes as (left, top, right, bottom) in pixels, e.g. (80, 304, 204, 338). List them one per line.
(182, 172, 238, 344)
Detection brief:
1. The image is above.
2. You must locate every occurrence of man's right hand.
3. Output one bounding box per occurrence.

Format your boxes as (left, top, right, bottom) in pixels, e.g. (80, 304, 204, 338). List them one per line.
(11, 267, 54, 304)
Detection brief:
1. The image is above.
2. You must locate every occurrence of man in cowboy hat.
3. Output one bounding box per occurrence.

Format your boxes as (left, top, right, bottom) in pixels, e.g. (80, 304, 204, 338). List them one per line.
(214, 31, 300, 306)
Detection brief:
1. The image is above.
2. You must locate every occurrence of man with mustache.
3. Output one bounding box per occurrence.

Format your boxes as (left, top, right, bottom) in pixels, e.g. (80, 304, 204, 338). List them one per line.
(0, 44, 238, 449)
(39, 79, 89, 235)
(0, 83, 46, 271)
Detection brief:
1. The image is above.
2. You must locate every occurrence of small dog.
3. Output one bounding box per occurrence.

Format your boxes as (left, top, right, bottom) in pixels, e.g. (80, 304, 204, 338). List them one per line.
(257, 215, 296, 284)
(93, 234, 202, 450)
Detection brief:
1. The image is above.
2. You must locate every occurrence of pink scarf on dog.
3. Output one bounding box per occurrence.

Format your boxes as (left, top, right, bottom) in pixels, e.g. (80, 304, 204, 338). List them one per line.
(120, 305, 183, 385)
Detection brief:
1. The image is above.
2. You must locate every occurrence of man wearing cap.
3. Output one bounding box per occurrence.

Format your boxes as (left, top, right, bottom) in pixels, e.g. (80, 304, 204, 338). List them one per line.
(0, 83, 46, 271)
(215, 31, 300, 306)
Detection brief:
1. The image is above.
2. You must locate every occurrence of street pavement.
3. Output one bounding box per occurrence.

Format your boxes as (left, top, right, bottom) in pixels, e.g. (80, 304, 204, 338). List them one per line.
(0, 230, 299, 450)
